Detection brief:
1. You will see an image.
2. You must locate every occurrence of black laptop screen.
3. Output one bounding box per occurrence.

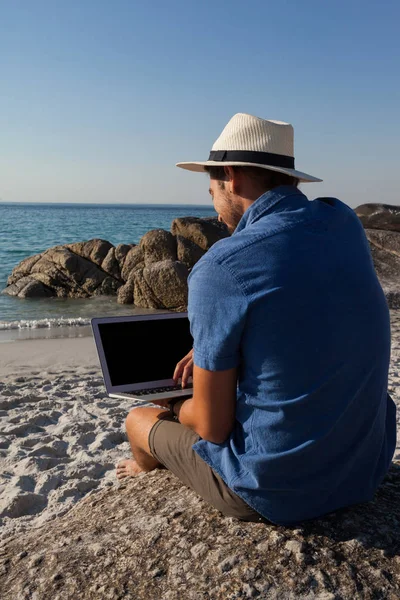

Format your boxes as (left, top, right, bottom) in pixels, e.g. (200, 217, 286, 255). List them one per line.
(98, 317, 193, 387)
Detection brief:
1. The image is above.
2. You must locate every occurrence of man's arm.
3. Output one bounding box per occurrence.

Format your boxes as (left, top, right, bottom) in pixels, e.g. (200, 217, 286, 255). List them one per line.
(175, 364, 237, 444)
(172, 257, 247, 443)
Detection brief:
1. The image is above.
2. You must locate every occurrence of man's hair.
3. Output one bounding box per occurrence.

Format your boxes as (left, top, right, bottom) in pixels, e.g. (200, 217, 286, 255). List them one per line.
(204, 165, 299, 189)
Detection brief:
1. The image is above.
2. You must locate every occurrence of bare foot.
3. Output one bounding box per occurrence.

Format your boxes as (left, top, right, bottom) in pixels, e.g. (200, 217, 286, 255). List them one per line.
(116, 458, 145, 479)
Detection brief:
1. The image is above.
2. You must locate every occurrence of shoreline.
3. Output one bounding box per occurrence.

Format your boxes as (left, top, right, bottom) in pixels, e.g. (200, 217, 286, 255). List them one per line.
(0, 335, 99, 378)
(0, 325, 93, 344)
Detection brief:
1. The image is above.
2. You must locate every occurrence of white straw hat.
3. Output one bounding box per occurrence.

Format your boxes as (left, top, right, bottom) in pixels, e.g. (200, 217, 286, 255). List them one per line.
(176, 113, 322, 183)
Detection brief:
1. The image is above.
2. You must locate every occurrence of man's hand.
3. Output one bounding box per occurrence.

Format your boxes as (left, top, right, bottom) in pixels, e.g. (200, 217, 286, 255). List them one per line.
(173, 348, 194, 388)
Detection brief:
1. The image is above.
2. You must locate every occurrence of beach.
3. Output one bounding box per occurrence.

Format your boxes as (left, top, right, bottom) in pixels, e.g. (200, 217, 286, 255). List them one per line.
(0, 334, 144, 543)
(1, 312, 400, 546)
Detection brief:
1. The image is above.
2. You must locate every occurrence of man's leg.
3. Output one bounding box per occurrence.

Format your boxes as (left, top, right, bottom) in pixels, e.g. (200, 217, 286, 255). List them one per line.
(116, 407, 264, 522)
(116, 407, 169, 479)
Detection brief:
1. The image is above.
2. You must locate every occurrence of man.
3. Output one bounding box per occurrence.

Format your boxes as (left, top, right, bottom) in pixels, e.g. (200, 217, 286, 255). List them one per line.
(117, 113, 396, 525)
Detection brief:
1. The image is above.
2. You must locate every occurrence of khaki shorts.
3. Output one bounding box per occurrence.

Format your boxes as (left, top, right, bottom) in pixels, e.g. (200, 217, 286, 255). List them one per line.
(149, 416, 265, 522)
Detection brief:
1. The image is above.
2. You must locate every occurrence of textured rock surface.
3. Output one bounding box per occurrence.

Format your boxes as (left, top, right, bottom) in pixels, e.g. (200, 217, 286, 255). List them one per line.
(132, 260, 189, 310)
(171, 216, 229, 251)
(1, 465, 400, 599)
(365, 229, 400, 309)
(176, 235, 206, 269)
(139, 229, 178, 266)
(356, 203, 400, 232)
(3, 241, 123, 299)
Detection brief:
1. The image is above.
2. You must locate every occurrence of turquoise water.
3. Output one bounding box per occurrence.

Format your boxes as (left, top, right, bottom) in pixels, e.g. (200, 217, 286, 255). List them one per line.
(0, 203, 216, 328)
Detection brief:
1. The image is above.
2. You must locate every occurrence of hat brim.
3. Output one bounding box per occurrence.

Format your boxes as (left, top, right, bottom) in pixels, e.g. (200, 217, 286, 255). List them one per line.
(176, 161, 322, 183)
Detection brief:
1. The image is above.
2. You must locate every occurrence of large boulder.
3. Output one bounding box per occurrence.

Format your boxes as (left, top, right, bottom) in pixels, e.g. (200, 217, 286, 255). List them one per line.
(171, 216, 229, 251)
(2, 240, 123, 299)
(139, 229, 177, 266)
(1, 464, 400, 599)
(66, 239, 114, 267)
(132, 260, 189, 311)
(120, 246, 145, 282)
(365, 229, 400, 308)
(356, 204, 400, 232)
(176, 235, 206, 269)
(117, 270, 137, 305)
(115, 243, 136, 272)
(3, 276, 54, 299)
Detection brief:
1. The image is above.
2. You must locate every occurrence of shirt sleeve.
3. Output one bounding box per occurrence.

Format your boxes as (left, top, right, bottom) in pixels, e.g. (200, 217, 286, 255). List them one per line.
(188, 258, 248, 371)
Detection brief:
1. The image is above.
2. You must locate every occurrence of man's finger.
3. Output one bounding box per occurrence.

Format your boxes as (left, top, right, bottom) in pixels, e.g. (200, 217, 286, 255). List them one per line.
(182, 362, 193, 388)
(173, 357, 190, 381)
(173, 364, 183, 382)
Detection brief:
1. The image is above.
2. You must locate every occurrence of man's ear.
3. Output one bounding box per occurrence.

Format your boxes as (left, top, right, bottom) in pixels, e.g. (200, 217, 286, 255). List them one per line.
(224, 165, 233, 180)
(224, 166, 240, 194)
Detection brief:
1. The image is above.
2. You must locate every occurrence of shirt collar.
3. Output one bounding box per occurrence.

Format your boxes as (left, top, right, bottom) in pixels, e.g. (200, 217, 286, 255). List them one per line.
(234, 186, 307, 234)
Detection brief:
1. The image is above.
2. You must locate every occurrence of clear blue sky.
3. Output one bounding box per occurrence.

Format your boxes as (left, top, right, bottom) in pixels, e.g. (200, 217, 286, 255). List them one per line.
(1, 0, 399, 207)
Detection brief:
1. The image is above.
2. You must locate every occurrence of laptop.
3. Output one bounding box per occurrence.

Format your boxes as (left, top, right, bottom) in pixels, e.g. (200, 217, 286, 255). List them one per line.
(91, 313, 194, 403)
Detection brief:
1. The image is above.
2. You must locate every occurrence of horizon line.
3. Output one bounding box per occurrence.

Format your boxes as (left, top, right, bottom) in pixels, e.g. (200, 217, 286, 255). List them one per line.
(0, 201, 214, 209)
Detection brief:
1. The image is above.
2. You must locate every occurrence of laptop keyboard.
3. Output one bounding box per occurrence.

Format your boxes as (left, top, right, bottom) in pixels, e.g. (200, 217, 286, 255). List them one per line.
(133, 384, 193, 397)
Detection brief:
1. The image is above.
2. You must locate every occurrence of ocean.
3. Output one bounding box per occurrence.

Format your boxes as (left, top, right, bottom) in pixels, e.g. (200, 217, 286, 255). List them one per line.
(0, 202, 216, 340)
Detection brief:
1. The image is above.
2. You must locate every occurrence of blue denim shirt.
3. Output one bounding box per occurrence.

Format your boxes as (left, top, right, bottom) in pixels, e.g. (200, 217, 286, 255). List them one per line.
(188, 185, 396, 525)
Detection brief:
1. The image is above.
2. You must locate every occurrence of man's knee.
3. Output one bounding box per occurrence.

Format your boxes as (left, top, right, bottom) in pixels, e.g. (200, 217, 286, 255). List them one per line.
(126, 407, 143, 427)
(125, 407, 150, 436)
(125, 407, 168, 449)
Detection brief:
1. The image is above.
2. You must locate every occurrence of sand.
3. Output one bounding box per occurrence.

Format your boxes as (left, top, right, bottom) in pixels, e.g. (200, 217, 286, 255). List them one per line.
(1, 315, 400, 546)
(0, 335, 146, 543)
(0, 335, 99, 378)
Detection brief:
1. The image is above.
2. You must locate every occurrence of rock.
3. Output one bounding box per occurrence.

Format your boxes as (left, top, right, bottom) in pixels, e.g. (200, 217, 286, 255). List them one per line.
(176, 235, 205, 269)
(121, 246, 144, 282)
(139, 230, 177, 266)
(132, 260, 188, 310)
(2, 217, 228, 304)
(140, 260, 189, 310)
(115, 244, 135, 271)
(66, 239, 114, 267)
(3, 277, 54, 298)
(356, 204, 400, 232)
(117, 271, 136, 305)
(2, 241, 122, 299)
(1, 464, 400, 599)
(101, 247, 121, 280)
(219, 555, 240, 572)
(171, 216, 229, 251)
(284, 539, 305, 561)
(6, 255, 42, 286)
(190, 542, 208, 558)
(365, 229, 400, 308)
(132, 268, 161, 309)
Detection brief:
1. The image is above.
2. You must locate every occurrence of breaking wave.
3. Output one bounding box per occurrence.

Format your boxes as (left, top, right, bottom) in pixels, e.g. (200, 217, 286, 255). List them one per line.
(0, 317, 91, 330)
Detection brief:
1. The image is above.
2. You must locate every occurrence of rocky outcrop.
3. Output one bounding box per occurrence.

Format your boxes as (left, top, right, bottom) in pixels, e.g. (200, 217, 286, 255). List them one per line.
(2, 217, 228, 311)
(133, 260, 189, 310)
(4, 240, 125, 299)
(1, 463, 400, 599)
(355, 204, 400, 308)
(171, 216, 229, 250)
(176, 235, 206, 269)
(364, 229, 400, 309)
(140, 229, 177, 266)
(6, 203, 400, 311)
(356, 203, 400, 232)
